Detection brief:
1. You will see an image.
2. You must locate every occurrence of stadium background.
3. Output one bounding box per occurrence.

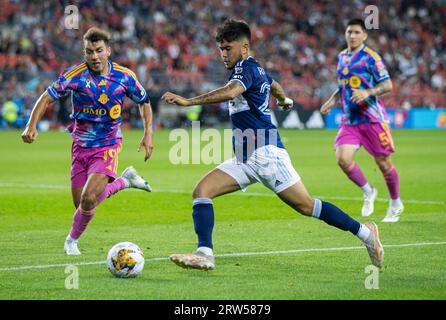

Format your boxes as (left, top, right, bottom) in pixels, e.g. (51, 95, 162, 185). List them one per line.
(0, 0, 445, 130)
(1, 1, 446, 302)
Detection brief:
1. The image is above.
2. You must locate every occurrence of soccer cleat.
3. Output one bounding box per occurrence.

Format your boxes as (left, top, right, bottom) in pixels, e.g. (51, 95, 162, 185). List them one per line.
(121, 166, 152, 192)
(64, 238, 81, 255)
(382, 203, 404, 223)
(363, 222, 384, 268)
(361, 187, 378, 217)
(169, 251, 215, 271)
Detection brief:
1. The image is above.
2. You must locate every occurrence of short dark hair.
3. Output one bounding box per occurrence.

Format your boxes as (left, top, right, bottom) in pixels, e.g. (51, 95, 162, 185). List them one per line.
(346, 18, 367, 32)
(215, 19, 251, 44)
(83, 27, 112, 44)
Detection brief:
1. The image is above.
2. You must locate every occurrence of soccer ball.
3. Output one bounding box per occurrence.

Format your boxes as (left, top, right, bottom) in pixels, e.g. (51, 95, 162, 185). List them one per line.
(107, 242, 144, 278)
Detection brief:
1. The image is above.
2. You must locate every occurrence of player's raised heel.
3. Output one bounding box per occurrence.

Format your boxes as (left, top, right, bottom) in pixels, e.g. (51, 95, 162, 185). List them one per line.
(64, 239, 81, 255)
(363, 222, 384, 268)
(169, 251, 215, 271)
(121, 166, 152, 192)
(361, 187, 378, 217)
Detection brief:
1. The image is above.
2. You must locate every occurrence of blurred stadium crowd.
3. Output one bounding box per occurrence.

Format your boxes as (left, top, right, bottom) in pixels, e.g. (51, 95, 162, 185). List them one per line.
(1, 0, 445, 128)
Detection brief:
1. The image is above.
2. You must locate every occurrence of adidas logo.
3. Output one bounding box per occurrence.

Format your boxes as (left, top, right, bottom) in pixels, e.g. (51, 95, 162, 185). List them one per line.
(275, 180, 282, 187)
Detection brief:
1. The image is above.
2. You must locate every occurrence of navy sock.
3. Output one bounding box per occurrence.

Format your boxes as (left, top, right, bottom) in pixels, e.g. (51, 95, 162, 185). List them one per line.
(192, 198, 215, 249)
(313, 199, 360, 235)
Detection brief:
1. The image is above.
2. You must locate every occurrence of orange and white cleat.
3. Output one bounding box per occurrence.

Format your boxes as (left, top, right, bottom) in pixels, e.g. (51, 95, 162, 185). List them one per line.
(170, 251, 215, 271)
(363, 222, 384, 268)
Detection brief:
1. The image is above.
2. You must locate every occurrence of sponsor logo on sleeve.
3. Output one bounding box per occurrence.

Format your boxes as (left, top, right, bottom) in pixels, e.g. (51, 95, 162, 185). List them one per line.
(375, 60, 385, 71)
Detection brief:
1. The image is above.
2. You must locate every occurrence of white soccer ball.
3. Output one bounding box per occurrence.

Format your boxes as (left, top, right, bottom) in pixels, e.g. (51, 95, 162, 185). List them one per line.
(106, 242, 144, 278)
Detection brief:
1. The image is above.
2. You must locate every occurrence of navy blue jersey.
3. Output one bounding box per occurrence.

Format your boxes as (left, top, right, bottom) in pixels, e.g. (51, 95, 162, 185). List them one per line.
(228, 56, 284, 162)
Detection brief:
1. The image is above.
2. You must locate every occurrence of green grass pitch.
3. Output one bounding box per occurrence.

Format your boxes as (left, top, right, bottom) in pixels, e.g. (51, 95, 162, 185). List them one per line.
(0, 128, 445, 299)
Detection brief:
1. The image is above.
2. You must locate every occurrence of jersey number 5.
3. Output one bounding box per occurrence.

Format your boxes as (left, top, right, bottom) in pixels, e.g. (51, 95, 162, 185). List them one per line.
(378, 124, 393, 150)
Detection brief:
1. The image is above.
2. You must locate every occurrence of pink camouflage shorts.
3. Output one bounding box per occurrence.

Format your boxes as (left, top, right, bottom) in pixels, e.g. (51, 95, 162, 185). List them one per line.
(71, 140, 122, 188)
(335, 122, 395, 157)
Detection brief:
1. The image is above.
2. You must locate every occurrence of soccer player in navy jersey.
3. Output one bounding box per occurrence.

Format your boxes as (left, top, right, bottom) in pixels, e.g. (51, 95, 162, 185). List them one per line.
(162, 19, 384, 271)
(21, 27, 154, 255)
(320, 19, 403, 222)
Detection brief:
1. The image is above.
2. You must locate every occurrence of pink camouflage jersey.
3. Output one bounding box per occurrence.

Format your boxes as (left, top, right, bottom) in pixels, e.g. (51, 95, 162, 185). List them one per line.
(47, 60, 149, 147)
(337, 44, 391, 125)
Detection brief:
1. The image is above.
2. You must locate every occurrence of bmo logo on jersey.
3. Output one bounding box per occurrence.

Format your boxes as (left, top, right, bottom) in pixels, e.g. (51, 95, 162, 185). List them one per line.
(82, 107, 107, 116)
(81, 104, 121, 119)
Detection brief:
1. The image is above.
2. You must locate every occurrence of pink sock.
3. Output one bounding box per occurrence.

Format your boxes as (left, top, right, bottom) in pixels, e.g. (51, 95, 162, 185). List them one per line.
(381, 166, 400, 199)
(69, 207, 96, 240)
(69, 178, 127, 240)
(97, 178, 127, 205)
(340, 161, 368, 188)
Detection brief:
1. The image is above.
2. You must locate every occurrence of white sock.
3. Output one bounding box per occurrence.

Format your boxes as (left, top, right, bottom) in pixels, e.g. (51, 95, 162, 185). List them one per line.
(356, 224, 371, 242)
(197, 246, 213, 256)
(66, 234, 77, 242)
(390, 198, 403, 207)
(361, 183, 373, 195)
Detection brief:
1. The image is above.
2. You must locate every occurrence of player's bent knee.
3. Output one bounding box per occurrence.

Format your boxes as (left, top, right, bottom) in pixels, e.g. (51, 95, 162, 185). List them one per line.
(375, 156, 392, 171)
(192, 185, 213, 200)
(80, 193, 98, 211)
(336, 157, 351, 168)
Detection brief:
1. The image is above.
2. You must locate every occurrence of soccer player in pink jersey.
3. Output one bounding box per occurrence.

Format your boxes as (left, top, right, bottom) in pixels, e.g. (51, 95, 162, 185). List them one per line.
(320, 19, 403, 222)
(21, 28, 154, 254)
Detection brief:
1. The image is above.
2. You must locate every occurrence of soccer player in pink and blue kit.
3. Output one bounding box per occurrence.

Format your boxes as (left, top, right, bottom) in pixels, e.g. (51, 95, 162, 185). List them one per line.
(21, 28, 154, 254)
(321, 19, 403, 222)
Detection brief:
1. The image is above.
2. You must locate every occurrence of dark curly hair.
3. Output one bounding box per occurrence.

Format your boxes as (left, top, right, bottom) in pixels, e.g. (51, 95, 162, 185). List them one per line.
(215, 19, 251, 44)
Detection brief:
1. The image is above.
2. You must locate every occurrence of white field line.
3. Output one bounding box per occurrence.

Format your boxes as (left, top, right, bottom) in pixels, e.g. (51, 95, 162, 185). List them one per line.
(0, 182, 444, 205)
(0, 241, 445, 272)
(0, 182, 68, 190)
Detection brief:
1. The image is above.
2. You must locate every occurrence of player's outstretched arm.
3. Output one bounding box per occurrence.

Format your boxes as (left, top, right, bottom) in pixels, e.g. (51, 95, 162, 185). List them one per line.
(320, 89, 340, 115)
(21, 91, 54, 144)
(271, 80, 293, 110)
(162, 81, 245, 107)
(137, 101, 154, 162)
